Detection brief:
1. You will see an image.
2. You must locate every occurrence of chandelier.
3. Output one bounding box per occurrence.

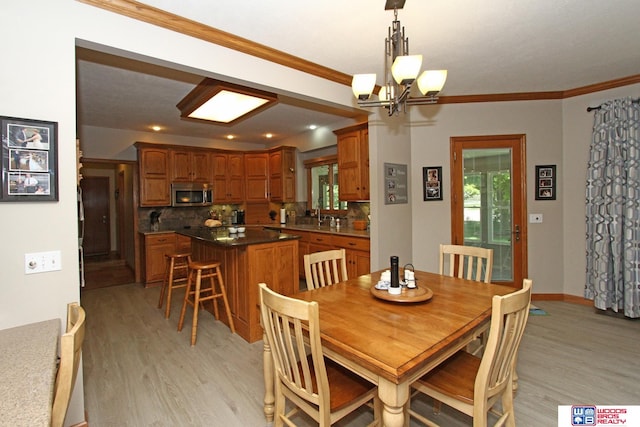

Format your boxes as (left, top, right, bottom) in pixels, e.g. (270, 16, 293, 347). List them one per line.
(351, 0, 447, 116)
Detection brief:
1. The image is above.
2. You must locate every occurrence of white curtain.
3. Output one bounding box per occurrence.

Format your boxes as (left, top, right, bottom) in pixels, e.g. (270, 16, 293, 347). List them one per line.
(585, 97, 640, 318)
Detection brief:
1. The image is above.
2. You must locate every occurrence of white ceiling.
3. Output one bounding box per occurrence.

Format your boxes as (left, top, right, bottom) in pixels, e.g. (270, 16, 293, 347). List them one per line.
(76, 0, 640, 145)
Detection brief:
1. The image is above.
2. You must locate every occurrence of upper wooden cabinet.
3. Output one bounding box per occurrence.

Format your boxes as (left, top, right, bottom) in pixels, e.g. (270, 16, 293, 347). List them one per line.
(136, 143, 297, 206)
(170, 149, 212, 183)
(137, 144, 171, 207)
(213, 152, 244, 203)
(244, 152, 269, 202)
(335, 123, 369, 201)
(269, 147, 296, 203)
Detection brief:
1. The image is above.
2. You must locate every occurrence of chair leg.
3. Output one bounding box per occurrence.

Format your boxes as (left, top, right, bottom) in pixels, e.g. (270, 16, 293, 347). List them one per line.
(208, 273, 220, 320)
(158, 257, 172, 309)
(164, 259, 177, 318)
(190, 269, 203, 346)
(216, 266, 235, 334)
(177, 269, 193, 333)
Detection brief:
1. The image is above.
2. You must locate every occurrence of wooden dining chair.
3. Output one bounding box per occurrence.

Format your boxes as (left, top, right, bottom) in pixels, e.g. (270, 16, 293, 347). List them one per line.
(408, 279, 532, 427)
(440, 244, 494, 355)
(303, 249, 348, 291)
(439, 244, 494, 283)
(258, 283, 379, 427)
(51, 302, 87, 427)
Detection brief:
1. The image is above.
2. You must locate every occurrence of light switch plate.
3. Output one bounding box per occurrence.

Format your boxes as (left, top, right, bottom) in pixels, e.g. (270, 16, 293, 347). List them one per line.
(529, 213, 543, 223)
(24, 251, 62, 274)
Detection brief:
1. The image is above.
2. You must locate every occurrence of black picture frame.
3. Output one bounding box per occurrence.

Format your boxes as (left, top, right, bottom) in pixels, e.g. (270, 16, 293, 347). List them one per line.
(535, 165, 556, 200)
(1, 116, 58, 202)
(423, 166, 443, 201)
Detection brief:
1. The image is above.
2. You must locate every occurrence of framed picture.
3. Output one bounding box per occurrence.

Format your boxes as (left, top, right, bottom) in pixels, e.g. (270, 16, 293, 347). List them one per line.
(535, 165, 556, 200)
(1, 116, 58, 201)
(423, 166, 443, 201)
(384, 163, 408, 204)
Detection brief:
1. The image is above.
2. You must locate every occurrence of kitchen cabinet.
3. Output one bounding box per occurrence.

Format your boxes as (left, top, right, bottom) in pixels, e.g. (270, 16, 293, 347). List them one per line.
(213, 152, 244, 203)
(335, 123, 369, 201)
(281, 228, 370, 280)
(170, 149, 212, 183)
(189, 233, 299, 343)
(141, 232, 176, 285)
(137, 144, 171, 207)
(331, 234, 371, 278)
(244, 152, 269, 202)
(269, 147, 296, 202)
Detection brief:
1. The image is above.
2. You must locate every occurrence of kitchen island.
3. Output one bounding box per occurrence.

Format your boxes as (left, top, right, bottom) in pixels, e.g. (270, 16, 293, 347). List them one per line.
(177, 227, 299, 343)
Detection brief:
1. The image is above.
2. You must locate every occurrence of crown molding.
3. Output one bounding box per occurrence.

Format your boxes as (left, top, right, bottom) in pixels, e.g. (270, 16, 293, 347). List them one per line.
(78, 0, 640, 105)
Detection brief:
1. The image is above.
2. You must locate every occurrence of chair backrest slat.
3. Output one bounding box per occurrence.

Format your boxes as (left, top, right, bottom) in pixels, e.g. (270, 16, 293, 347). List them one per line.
(304, 249, 348, 290)
(440, 244, 494, 283)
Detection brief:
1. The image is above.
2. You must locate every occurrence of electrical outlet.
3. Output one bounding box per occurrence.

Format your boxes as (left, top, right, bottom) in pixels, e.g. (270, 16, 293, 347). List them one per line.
(529, 213, 543, 223)
(24, 251, 62, 274)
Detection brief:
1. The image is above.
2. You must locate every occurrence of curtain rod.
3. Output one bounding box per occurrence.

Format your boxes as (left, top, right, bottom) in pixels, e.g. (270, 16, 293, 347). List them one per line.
(587, 98, 639, 112)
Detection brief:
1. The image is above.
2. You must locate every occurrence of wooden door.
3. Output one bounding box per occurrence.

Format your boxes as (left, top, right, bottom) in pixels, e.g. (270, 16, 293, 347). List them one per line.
(450, 135, 527, 288)
(81, 176, 111, 256)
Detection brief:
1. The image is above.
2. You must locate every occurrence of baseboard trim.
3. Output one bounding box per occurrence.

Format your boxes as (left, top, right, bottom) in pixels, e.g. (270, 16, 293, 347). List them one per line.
(532, 293, 592, 306)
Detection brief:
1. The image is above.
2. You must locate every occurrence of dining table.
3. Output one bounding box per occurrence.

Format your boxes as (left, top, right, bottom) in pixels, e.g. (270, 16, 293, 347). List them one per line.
(261, 269, 515, 427)
(0, 319, 60, 427)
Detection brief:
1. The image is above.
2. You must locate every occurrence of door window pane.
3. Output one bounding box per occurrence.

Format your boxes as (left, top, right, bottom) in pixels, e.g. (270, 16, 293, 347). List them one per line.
(462, 148, 513, 281)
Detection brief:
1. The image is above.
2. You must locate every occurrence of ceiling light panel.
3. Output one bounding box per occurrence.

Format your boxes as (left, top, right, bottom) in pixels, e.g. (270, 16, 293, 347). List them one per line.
(177, 78, 278, 126)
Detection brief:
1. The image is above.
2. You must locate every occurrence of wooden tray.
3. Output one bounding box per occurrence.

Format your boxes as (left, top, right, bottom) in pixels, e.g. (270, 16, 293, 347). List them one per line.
(370, 284, 433, 303)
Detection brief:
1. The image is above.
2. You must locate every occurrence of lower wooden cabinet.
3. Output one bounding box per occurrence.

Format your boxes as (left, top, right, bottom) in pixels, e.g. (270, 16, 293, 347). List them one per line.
(141, 232, 193, 286)
(331, 234, 371, 278)
(282, 228, 370, 281)
(141, 232, 176, 286)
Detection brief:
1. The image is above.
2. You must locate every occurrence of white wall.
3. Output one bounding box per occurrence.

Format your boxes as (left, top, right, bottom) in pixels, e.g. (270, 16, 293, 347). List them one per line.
(1, 1, 357, 425)
(409, 100, 564, 294)
(369, 111, 414, 270)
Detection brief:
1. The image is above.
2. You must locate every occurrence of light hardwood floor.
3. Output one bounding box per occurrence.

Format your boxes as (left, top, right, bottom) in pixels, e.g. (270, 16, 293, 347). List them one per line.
(81, 284, 640, 426)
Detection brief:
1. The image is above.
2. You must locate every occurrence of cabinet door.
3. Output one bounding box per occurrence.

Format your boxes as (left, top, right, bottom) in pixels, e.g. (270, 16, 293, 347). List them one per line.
(144, 233, 176, 284)
(346, 249, 370, 278)
(213, 153, 244, 202)
(282, 148, 296, 202)
(336, 125, 369, 201)
(191, 151, 212, 183)
(269, 150, 283, 201)
(139, 147, 170, 206)
(244, 153, 269, 202)
(228, 154, 245, 202)
(170, 150, 191, 182)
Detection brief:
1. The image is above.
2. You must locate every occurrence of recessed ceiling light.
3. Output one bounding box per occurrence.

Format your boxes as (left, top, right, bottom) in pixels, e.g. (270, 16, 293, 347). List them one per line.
(308, 125, 318, 130)
(265, 133, 273, 139)
(226, 135, 235, 140)
(151, 125, 162, 131)
(177, 78, 278, 125)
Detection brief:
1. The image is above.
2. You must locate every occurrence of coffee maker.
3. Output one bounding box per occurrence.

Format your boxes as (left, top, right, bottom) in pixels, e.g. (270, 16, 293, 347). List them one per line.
(231, 209, 245, 225)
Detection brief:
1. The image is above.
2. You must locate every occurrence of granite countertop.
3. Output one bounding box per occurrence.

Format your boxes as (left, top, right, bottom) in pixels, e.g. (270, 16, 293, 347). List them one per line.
(0, 319, 60, 426)
(140, 223, 370, 239)
(176, 227, 300, 246)
(265, 223, 370, 239)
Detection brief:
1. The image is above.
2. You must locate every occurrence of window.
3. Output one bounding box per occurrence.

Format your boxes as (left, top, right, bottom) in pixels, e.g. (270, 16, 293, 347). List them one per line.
(305, 155, 347, 213)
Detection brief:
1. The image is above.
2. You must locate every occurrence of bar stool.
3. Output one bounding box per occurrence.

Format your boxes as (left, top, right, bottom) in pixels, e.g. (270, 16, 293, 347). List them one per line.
(177, 260, 235, 346)
(157, 252, 191, 319)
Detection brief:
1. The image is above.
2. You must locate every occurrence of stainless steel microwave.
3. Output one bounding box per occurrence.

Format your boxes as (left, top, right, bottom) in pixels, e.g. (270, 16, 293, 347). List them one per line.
(171, 183, 213, 207)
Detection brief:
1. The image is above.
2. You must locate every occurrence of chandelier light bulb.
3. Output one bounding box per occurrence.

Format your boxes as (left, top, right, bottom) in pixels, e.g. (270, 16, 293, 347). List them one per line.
(417, 70, 448, 96)
(391, 55, 422, 85)
(351, 74, 377, 100)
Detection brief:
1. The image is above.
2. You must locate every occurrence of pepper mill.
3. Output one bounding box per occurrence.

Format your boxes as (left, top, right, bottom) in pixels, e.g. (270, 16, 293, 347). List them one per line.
(390, 256, 400, 288)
